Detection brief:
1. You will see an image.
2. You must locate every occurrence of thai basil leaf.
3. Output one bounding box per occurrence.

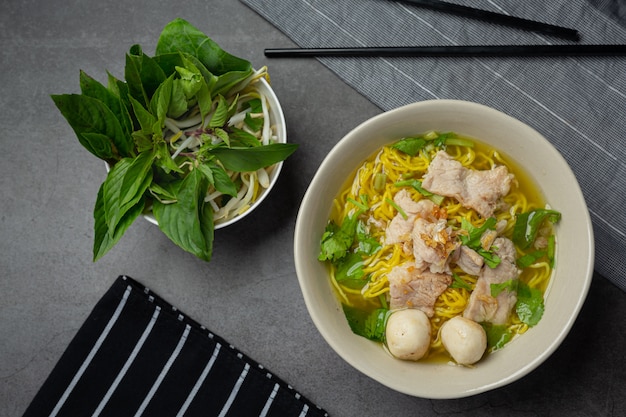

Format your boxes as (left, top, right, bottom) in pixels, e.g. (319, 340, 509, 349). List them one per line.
(244, 112, 264, 132)
(169, 79, 190, 119)
(229, 127, 261, 147)
(148, 181, 178, 203)
(155, 18, 252, 76)
(152, 168, 214, 261)
(150, 74, 174, 126)
(196, 161, 238, 197)
(51, 94, 127, 160)
(128, 95, 155, 134)
(155, 18, 253, 97)
(175, 65, 202, 99)
(125, 44, 167, 108)
(154, 140, 183, 174)
(210, 143, 298, 172)
(102, 151, 154, 235)
(78, 133, 114, 160)
(93, 183, 145, 262)
(79, 70, 134, 145)
(209, 95, 230, 128)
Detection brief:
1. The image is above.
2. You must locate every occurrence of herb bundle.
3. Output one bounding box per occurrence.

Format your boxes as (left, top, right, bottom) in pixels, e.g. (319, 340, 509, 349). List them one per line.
(52, 18, 297, 262)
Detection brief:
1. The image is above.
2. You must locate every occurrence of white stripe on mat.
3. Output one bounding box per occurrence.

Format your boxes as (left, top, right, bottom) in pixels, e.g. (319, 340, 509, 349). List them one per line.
(49, 284, 132, 417)
(91, 305, 161, 417)
(175, 341, 222, 417)
(134, 324, 191, 417)
(217, 363, 250, 417)
(259, 383, 280, 417)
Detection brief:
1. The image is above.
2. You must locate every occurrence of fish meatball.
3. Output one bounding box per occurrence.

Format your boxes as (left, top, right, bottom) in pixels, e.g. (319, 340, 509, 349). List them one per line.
(385, 309, 431, 361)
(440, 316, 487, 365)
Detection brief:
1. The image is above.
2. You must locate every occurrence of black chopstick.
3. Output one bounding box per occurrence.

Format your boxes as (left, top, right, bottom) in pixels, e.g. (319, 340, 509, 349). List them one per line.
(395, 0, 580, 41)
(265, 44, 626, 58)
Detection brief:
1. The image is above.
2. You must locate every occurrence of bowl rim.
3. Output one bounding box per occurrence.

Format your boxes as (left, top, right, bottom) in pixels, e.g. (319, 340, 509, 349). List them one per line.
(293, 99, 594, 398)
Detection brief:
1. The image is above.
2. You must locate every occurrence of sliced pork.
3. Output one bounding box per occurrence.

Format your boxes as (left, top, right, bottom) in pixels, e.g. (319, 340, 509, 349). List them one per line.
(455, 245, 484, 276)
(463, 237, 520, 325)
(388, 262, 452, 317)
(421, 151, 514, 218)
(412, 218, 459, 273)
(385, 190, 439, 246)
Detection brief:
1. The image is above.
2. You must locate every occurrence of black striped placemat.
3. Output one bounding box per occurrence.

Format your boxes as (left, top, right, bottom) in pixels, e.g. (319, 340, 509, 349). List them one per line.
(24, 275, 329, 417)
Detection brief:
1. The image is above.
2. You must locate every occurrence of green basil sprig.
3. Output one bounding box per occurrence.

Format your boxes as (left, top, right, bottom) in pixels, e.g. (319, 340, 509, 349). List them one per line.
(51, 18, 298, 262)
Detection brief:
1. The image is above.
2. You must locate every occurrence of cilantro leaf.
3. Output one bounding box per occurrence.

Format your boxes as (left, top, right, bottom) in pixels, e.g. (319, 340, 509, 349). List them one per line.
(318, 215, 359, 263)
(490, 279, 518, 297)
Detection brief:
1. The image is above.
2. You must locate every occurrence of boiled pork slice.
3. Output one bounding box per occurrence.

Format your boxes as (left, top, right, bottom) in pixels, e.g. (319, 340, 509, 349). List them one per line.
(455, 245, 484, 276)
(463, 237, 520, 325)
(421, 151, 514, 218)
(411, 217, 459, 273)
(388, 262, 453, 317)
(385, 190, 440, 246)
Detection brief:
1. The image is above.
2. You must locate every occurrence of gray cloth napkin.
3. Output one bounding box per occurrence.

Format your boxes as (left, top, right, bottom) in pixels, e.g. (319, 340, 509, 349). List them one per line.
(241, 0, 626, 292)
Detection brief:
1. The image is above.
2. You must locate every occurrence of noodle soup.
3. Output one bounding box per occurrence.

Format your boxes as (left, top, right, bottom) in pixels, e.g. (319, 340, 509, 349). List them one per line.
(318, 131, 560, 365)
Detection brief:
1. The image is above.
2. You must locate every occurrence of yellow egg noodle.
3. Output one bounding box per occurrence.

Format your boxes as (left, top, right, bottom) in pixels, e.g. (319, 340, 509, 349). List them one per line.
(327, 134, 554, 361)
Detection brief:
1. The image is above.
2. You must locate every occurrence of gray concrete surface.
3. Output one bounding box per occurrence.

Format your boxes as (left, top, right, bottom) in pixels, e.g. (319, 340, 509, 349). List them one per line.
(1, 1, 625, 416)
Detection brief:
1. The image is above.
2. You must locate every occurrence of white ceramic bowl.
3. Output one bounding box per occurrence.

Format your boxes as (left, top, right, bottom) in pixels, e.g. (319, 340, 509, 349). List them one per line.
(141, 76, 287, 229)
(293, 99, 594, 399)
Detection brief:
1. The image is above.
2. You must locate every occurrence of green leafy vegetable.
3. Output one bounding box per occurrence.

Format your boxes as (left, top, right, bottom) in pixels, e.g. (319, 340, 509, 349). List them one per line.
(51, 18, 298, 262)
(392, 131, 474, 156)
(515, 281, 545, 326)
(343, 306, 390, 342)
(516, 250, 547, 269)
(334, 252, 367, 288)
(152, 168, 214, 262)
(459, 217, 501, 268)
(482, 323, 513, 351)
(490, 279, 518, 297)
(210, 144, 299, 172)
(385, 198, 408, 220)
(356, 221, 382, 256)
(392, 137, 426, 156)
(450, 273, 473, 291)
(512, 208, 561, 249)
(393, 179, 444, 205)
(318, 215, 359, 263)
